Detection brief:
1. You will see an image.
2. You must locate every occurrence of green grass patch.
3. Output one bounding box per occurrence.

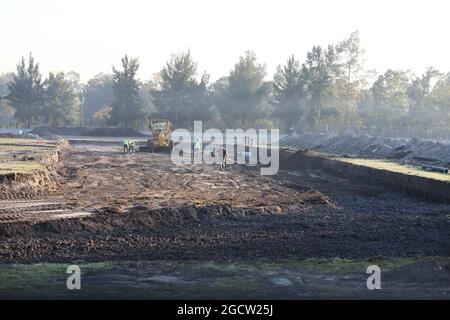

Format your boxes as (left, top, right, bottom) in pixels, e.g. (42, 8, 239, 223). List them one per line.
(0, 138, 59, 175)
(335, 158, 450, 182)
(0, 162, 45, 175)
(0, 257, 449, 299)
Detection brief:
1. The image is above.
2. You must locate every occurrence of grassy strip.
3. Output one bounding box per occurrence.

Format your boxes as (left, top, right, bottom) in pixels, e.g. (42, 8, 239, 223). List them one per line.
(336, 158, 450, 182)
(0, 257, 448, 299)
(0, 138, 60, 176)
(0, 162, 46, 175)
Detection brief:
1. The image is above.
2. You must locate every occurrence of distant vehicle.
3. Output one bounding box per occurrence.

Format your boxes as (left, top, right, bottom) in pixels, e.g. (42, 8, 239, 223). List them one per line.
(139, 119, 173, 153)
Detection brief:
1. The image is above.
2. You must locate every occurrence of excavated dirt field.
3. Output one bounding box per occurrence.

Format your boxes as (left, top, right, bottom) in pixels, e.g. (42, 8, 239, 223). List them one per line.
(0, 143, 449, 263)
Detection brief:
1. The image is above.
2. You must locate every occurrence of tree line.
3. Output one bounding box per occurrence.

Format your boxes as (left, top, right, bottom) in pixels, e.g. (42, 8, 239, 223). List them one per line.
(1, 31, 450, 136)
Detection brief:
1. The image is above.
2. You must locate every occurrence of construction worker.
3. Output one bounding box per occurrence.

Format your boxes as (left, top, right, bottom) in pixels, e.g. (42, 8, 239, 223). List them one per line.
(216, 145, 228, 170)
(193, 138, 202, 157)
(123, 140, 129, 154)
(128, 141, 136, 153)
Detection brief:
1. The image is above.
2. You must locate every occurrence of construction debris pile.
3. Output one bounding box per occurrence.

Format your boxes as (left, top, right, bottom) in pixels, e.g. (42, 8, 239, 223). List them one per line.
(281, 133, 450, 164)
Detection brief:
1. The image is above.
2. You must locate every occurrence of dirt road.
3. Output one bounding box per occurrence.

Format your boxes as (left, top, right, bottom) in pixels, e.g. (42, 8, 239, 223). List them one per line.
(0, 144, 449, 263)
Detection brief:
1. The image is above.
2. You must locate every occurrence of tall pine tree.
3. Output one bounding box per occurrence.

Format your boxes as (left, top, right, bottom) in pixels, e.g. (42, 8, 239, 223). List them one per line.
(7, 54, 44, 128)
(44, 72, 79, 127)
(273, 55, 306, 132)
(152, 51, 211, 129)
(110, 55, 143, 128)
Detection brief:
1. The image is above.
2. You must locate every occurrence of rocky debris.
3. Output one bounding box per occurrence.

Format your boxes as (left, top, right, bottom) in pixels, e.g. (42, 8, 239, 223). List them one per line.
(281, 133, 450, 164)
(20, 155, 36, 161)
(32, 132, 62, 141)
(20, 133, 41, 139)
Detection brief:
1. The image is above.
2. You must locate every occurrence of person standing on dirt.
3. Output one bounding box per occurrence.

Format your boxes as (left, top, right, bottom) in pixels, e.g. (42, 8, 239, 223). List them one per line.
(194, 138, 202, 157)
(128, 141, 136, 154)
(123, 140, 129, 154)
(217, 145, 228, 170)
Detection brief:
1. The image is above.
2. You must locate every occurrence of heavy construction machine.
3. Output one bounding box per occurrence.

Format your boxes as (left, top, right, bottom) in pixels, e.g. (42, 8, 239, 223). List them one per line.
(139, 119, 173, 152)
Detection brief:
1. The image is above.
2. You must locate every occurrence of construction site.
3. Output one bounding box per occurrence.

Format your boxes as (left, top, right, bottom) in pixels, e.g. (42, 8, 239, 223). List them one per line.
(1, 0, 450, 303)
(0, 128, 449, 299)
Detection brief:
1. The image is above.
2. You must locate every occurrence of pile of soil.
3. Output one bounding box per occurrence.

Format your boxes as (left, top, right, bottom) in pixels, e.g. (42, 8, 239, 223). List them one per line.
(281, 149, 322, 170)
(0, 140, 67, 197)
(32, 126, 86, 136)
(32, 126, 146, 137)
(0, 202, 308, 238)
(281, 133, 450, 164)
(0, 133, 16, 138)
(81, 127, 146, 137)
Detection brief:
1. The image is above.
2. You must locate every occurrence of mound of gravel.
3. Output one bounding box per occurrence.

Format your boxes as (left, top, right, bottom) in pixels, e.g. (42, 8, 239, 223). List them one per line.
(35, 132, 63, 140)
(281, 133, 450, 163)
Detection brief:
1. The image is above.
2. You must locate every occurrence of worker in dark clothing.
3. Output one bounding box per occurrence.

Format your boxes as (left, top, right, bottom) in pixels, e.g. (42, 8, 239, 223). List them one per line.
(217, 145, 228, 170)
(123, 140, 129, 154)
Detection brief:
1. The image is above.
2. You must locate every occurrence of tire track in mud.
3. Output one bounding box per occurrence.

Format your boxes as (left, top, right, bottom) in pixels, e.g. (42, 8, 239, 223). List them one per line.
(0, 191, 66, 201)
(2, 144, 450, 263)
(0, 145, 323, 225)
(0, 199, 92, 224)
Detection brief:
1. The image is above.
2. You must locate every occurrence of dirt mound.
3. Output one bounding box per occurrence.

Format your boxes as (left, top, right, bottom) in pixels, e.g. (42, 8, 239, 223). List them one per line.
(281, 133, 450, 164)
(81, 127, 146, 137)
(0, 203, 309, 238)
(0, 139, 67, 198)
(32, 126, 87, 136)
(0, 168, 61, 200)
(281, 149, 323, 170)
(0, 133, 17, 138)
(31, 126, 146, 138)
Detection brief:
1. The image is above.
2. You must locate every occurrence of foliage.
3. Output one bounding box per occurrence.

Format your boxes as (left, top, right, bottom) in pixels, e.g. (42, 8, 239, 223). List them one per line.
(83, 73, 114, 125)
(272, 55, 306, 131)
(110, 55, 143, 128)
(3, 31, 450, 135)
(152, 51, 211, 129)
(302, 45, 338, 129)
(43, 72, 80, 127)
(214, 51, 268, 127)
(0, 73, 15, 126)
(6, 54, 44, 127)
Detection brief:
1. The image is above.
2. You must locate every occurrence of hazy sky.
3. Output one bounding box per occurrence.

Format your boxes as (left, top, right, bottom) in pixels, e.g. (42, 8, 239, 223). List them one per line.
(1, 0, 449, 83)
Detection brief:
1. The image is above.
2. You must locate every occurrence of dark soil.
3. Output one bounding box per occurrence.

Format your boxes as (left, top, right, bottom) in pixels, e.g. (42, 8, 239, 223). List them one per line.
(31, 126, 146, 137)
(32, 126, 87, 136)
(0, 144, 449, 263)
(81, 127, 146, 137)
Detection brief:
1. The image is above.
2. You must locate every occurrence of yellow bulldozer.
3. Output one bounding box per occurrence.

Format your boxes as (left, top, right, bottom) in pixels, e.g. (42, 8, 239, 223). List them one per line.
(139, 119, 174, 152)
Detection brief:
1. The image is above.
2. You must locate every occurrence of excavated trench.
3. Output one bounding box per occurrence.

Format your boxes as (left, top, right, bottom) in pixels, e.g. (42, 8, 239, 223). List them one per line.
(280, 148, 450, 203)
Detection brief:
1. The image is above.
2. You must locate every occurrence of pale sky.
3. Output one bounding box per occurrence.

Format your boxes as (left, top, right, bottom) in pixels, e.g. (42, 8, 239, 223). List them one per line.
(1, 0, 449, 83)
